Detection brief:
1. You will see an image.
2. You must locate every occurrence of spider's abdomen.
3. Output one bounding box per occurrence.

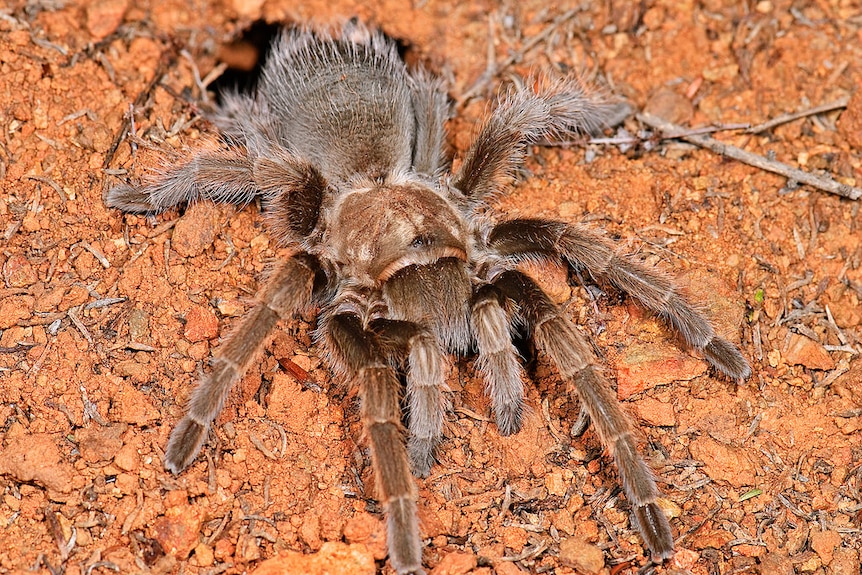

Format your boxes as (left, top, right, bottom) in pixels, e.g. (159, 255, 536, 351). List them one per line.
(259, 26, 417, 183)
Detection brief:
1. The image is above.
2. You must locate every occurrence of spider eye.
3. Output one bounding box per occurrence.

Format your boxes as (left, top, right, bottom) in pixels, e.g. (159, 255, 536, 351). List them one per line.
(411, 234, 434, 248)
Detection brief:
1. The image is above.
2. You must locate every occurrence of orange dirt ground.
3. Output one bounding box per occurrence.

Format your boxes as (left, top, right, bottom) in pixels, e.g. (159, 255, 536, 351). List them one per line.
(1, 1, 861, 574)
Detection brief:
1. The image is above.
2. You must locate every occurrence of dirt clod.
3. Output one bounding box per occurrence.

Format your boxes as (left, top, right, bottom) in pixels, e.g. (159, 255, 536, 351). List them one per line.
(3, 254, 37, 288)
(0, 434, 75, 496)
(614, 341, 707, 399)
(430, 551, 478, 575)
(783, 332, 836, 370)
(150, 491, 205, 560)
(183, 305, 219, 343)
(86, 0, 130, 40)
(343, 513, 388, 561)
(644, 87, 694, 125)
(688, 436, 756, 485)
(250, 542, 376, 575)
(75, 423, 127, 463)
(837, 90, 862, 150)
(111, 382, 161, 425)
(811, 527, 842, 566)
(632, 395, 676, 427)
(172, 201, 222, 258)
(559, 535, 604, 574)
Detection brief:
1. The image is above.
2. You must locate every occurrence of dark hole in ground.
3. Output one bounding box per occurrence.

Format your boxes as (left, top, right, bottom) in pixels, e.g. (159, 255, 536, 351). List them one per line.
(210, 20, 281, 99)
(209, 18, 417, 102)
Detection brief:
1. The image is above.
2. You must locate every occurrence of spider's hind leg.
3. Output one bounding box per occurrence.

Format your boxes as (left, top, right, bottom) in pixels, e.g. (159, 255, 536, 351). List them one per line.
(492, 269, 675, 562)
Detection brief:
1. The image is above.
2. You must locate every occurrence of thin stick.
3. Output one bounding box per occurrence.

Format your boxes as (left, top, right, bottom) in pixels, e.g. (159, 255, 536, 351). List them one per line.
(102, 47, 178, 171)
(67, 307, 93, 345)
(26, 175, 68, 204)
(637, 112, 862, 201)
(745, 95, 850, 134)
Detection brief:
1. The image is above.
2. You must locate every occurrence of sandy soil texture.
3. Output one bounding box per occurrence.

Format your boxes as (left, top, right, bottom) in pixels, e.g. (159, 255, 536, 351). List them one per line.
(1, 1, 861, 574)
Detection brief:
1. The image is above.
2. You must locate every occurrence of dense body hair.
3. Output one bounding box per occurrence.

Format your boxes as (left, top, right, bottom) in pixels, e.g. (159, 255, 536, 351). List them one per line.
(107, 21, 750, 575)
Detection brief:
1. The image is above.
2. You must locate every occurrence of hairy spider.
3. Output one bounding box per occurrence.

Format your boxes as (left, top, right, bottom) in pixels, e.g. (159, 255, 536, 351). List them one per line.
(107, 21, 750, 574)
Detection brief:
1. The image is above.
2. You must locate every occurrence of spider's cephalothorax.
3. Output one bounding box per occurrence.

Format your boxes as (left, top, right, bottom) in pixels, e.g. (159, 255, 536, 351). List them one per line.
(107, 21, 750, 575)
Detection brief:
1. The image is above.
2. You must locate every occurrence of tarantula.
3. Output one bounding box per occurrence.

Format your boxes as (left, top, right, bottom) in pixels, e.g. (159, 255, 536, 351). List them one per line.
(107, 21, 750, 574)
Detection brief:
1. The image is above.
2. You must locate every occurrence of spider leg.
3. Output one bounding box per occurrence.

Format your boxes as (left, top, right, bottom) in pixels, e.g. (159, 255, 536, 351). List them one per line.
(106, 148, 260, 212)
(164, 254, 320, 474)
(325, 313, 424, 575)
(453, 78, 613, 199)
(492, 270, 674, 561)
(409, 68, 449, 178)
(470, 284, 526, 435)
(106, 146, 326, 218)
(371, 319, 447, 478)
(488, 218, 751, 380)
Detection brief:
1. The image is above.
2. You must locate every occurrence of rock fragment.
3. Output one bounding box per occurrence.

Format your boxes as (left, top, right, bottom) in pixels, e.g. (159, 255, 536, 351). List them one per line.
(0, 434, 75, 496)
(150, 491, 205, 560)
(184, 305, 219, 343)
(615, 342, 707, 399)
(689, 436, 756, 485)
(559, 535, 604, 574)
(172, 201, 220, 258)
(783, 333, 835, 370)
(430, 551, 478, 575)
(76, 424, 127, 463)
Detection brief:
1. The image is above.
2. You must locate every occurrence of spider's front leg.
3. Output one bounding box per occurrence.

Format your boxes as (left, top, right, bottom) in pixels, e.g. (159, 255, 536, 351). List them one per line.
(105, 148, 262, 213)
(105, 145, 325, 215)
(489, 219, 752, 380)
(470, 284, 527, 435)
(164, 253, 320, 473)
(371, 319, 447, 478)
(453, 78, 614, 199)
(492, 270, 674, 561)
(324, 313, 424, 575)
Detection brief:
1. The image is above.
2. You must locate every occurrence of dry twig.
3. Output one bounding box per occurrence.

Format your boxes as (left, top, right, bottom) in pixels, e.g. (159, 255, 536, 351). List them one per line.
(745, 95, 850, 134)
(638, 112, 862, 200)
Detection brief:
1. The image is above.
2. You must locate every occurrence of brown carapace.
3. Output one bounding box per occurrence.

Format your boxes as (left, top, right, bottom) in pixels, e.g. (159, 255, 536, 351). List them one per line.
(107, 21, 750, 574)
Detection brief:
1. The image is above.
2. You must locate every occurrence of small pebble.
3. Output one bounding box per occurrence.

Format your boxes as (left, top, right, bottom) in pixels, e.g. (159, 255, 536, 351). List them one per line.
(75, 424, 127, 463)
(430, 551, 478, 575)
(172, 202, 220, 258)
(644, 87, 694, 125)
(86, 0, 129, 39)
(783, 333, 835, 370)
(151, 494, 205, 560)
(3, 254, 38, 287)
(184, 305, 219, 342)
(193, 543, 214, 567)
